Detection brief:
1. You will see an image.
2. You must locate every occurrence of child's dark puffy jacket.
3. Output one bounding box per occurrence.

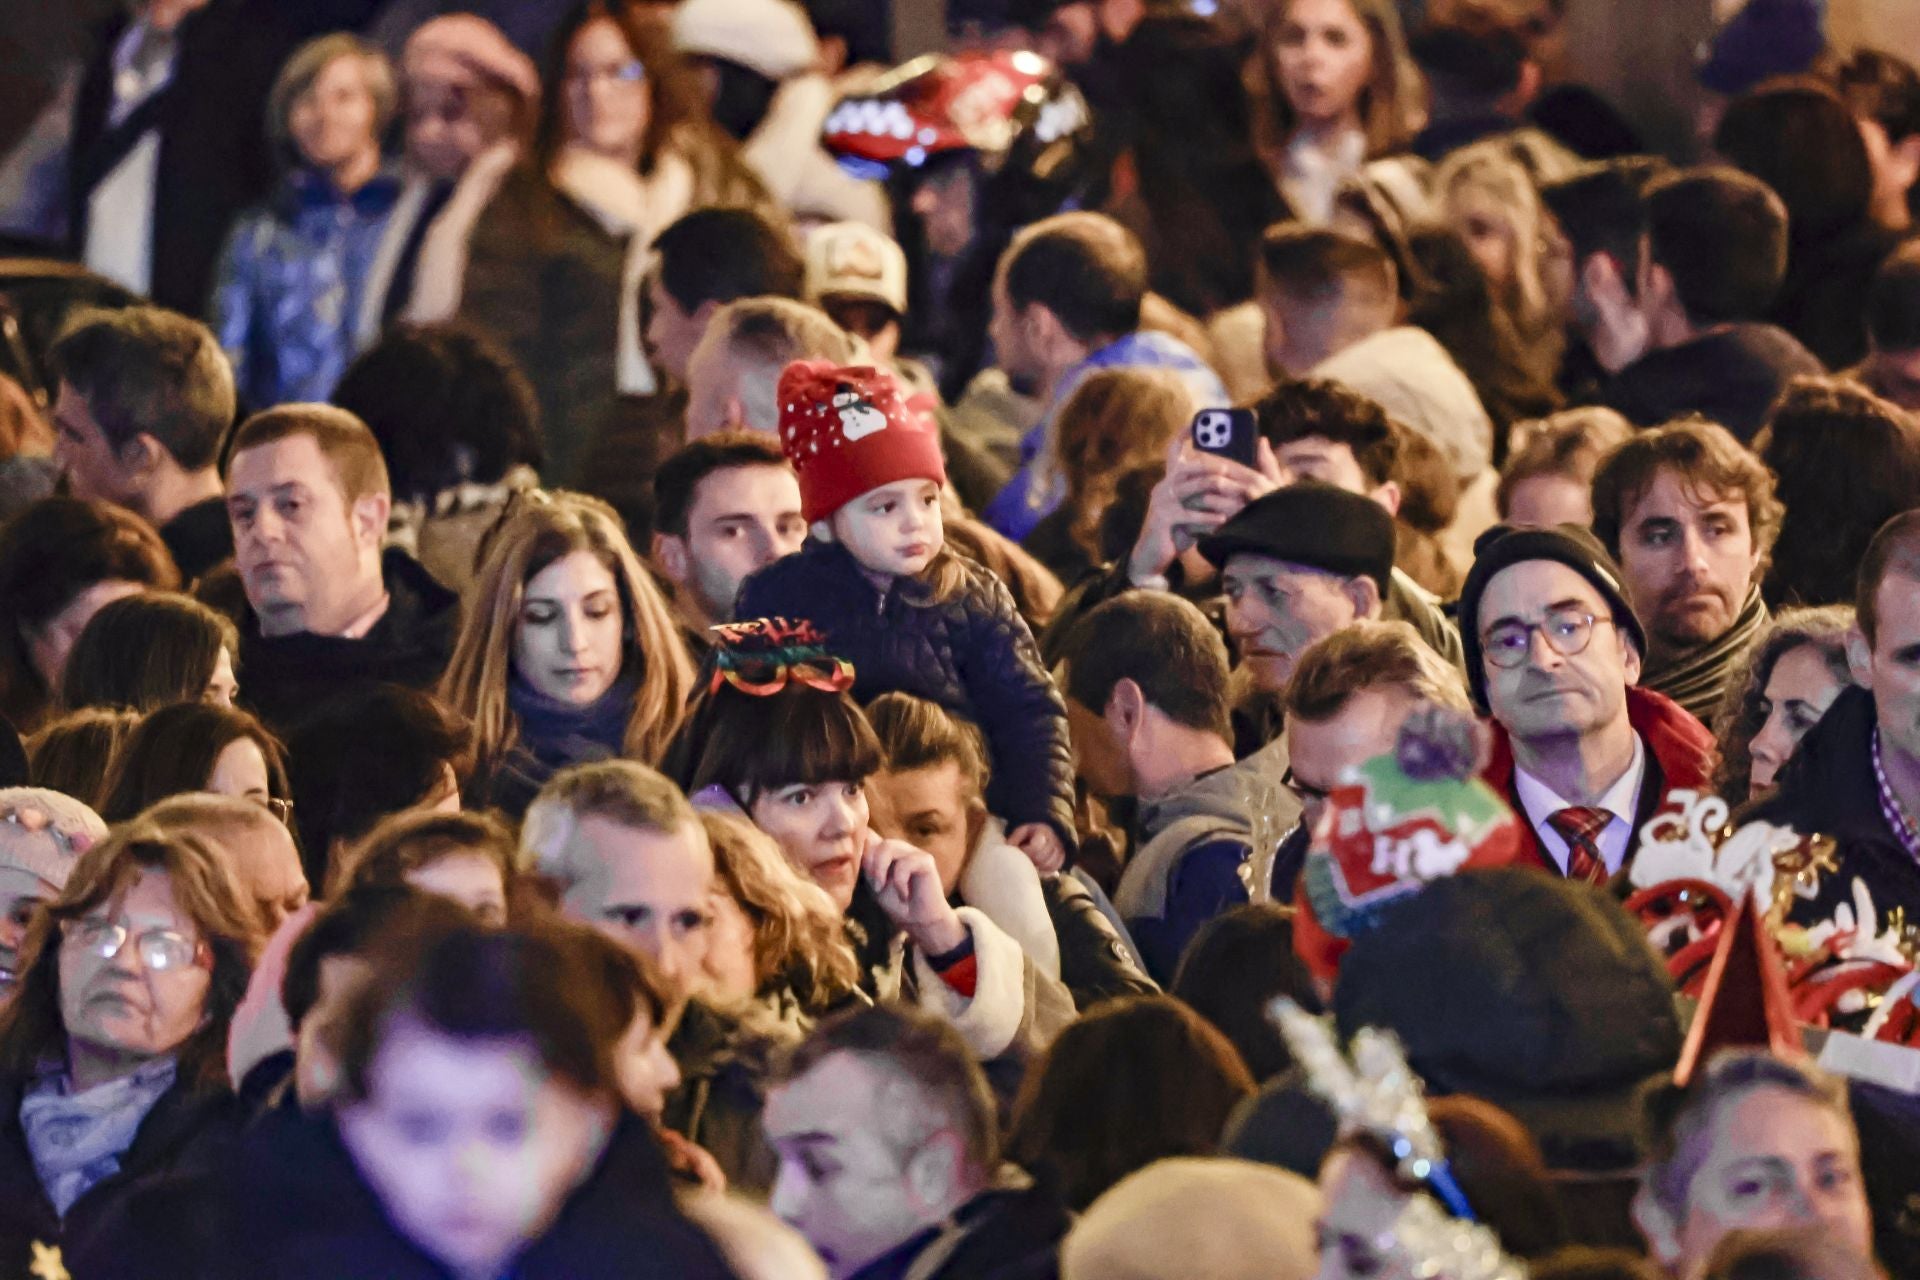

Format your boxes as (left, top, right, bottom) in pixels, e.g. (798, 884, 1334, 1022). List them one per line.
(737, 540, 1077, 847)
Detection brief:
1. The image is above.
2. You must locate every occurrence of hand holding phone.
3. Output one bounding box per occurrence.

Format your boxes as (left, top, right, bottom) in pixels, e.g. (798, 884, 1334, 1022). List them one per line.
(1190, 408, 1259, 468)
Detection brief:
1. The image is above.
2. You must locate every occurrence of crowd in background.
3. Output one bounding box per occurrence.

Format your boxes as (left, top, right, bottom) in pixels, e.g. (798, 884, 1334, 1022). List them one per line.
(0, 0, 1916, 1277)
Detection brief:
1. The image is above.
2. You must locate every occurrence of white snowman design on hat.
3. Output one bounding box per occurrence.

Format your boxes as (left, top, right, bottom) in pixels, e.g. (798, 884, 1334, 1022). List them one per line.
(833, 385, 889, 441)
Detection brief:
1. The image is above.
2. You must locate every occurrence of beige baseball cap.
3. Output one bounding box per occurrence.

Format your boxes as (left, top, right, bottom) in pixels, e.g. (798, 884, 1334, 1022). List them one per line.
(804, 222, 908, 315)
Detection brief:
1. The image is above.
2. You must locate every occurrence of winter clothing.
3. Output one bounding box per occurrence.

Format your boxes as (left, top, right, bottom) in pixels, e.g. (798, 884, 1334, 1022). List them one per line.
(1742, 685, 1920, 926)
(388, 464, 538, 603)
(236, 548, 459, 739)
(158, 497, 235, 587)
(481, 674, 634, 818)
(1046, 871, 1158, 1008)
(1481, 685, 1717, 879)
(1457, 524, 1647, 712)
(1602, 324, 1824, 443)
(70, 1104, 735, 1280)
(1642, 585, 1769, 725)
(662, 997, 795, 1196)
(986, 331, 1227, 543)
(1312, 325, 1495, 484)
(0, 1071, 242, 1279)
(1336, 867, 1683, 1178)
(0, 789, 105, 893)
(1118, 735, 1300, 984)
(778, 363, 947, 524)
(737, 540, 1076, 846)
(849, 1175, 1072, 1280)
(1196, 484, 1396, 593)
(210, 168, 404, 410)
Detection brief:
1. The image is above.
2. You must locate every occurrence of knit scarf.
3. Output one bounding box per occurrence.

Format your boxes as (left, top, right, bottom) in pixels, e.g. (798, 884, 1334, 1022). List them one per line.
(1643, 586, 1769, 726)
(509, 672, 636, 768)
(21, 1057, 177, 1217)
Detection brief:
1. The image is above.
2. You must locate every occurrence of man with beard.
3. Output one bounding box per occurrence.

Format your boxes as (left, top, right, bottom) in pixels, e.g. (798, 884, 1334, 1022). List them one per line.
(1589, 420, 1781, 723)
(1461, 525, 1715, 882)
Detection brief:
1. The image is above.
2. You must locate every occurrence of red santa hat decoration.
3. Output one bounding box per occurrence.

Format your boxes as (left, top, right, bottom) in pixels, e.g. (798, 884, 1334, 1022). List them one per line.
(776, 361, 947, 525)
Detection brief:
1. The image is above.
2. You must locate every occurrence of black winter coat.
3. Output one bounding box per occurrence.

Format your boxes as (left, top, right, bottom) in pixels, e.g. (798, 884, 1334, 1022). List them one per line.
(70, 1106, 735, 1280)
(236, 548, 459, 740)
(0, 1075, 242, 1280)
(737, 542, 1076, 846)
(848, 1180, 1069, 1280)
(1043, 873, 1157, 1010)
(1740, 685, 1920, 925)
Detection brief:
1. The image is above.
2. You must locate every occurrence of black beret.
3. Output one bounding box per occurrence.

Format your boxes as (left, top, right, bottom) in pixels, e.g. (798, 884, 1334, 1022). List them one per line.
(1197, 483, 1395, 592)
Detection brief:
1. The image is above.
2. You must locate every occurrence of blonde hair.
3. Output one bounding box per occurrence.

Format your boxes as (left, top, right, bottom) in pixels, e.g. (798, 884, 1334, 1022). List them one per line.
(1436, 136, 1566, 329)
(267, 33, 398, 172)
(701, 811, 860, 1013)
(442, 491, 694, 787)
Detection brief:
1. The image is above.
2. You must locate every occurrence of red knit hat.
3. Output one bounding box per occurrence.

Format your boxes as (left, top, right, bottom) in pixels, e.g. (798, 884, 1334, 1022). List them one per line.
(777, 361, 947, 524)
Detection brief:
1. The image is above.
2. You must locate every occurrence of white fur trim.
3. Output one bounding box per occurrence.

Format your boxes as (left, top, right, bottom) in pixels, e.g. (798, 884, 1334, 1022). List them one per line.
(959, 820, 1061, 979)
(912, 907, 1028, 1062)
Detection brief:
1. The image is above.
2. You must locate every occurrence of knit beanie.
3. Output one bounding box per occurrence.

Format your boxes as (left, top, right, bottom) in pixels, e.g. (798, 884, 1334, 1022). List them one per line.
(672, 0, 819, 82)
(1697, 0, 1827, 96)
(778, 362, 947, 524)
(0, 788, 107, 893)
(1456, 523, 1646, 712)
(1294, 706, 1523, 983)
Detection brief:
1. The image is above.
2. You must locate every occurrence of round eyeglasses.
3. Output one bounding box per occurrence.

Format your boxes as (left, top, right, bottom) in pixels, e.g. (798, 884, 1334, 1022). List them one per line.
(63, 918, 205, 972)
(1481, 609, 1615, 669)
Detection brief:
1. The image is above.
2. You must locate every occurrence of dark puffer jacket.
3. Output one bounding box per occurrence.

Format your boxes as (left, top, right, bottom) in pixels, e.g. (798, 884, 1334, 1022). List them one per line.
(737, 541, 1076, 846)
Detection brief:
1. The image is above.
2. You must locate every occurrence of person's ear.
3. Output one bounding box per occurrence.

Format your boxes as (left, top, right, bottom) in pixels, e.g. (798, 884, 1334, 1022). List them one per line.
(1027, 302, 1074, 363)
(964, 800, 988, 852)
(1583, 253, 1627, 308)
(1849, 624, 1875, 690)
(1630, 1185, 1682, 1271)
(651, 533, 689, 586)
(811, 519, 835, 543)
(722, 395, 747, 432)
(1370, 481, 1401, 517)
(1346, 575, 1383, 621)
(350, 491, 390, 550)
(1892, 134, 1920, 191)
(1507, 59, 1543, 113)
(1619, 625, 1643, 686)
(121, 433, 163, 480)
(1108, 678, 1147, 740)
(904, 1132, 960, 1214)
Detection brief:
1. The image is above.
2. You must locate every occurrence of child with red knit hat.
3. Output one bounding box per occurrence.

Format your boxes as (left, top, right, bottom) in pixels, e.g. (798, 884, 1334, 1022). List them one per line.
(736, 361, 1077, 870)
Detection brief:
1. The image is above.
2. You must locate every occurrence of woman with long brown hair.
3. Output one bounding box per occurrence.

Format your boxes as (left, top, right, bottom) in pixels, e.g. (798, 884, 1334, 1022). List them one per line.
(441, 490, 694, 816)
(456, 0, 772, 476)
(1255, 0, 1422, 223)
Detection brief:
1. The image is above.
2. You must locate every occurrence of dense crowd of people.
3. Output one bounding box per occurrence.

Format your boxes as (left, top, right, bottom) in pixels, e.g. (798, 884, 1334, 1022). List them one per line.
(0, 0, 1917, 1276)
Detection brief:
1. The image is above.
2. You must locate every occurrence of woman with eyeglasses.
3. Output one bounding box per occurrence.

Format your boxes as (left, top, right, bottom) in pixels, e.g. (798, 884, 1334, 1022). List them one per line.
(441, 490, 694, 818)
(0, 824, 261, 1272)
(454, 1, 772, 479)
(95, 703, 294, 828)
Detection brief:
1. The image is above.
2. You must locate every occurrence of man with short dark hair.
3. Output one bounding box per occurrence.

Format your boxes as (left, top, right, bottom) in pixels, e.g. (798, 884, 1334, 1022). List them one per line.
(225, 404, 459, 735)
(1257, 224, 1493, 485)
(645, 207, 806, 388)
(1460, 525, 1715, 881)
(1590, 419, 1781, 723)
(1860, 243, 1920, 411)
(1834, 48, 1920, 234)
(1541, 157, 1670, 380)
(1603, 166, 1822, 441)
(983, 211, 1225, 541)
(50, 305, 237, 582)
(1060, 591, 1299, 981)
(1746, 511, 1920, 922)
(764, 1004, 1069, 1280)
(650, 433, 807, 641)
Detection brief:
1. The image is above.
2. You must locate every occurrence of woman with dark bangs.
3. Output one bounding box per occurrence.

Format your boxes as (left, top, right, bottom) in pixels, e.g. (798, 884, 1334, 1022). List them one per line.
(673, 655, 1074, 1074)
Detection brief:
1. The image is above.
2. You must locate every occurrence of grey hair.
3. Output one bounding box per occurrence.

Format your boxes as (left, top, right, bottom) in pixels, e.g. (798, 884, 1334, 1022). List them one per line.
(267, 33, 398, 172)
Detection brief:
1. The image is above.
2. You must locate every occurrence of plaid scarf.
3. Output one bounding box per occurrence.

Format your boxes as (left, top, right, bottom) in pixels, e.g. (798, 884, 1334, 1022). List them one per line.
(1642, 586, 1769, 725)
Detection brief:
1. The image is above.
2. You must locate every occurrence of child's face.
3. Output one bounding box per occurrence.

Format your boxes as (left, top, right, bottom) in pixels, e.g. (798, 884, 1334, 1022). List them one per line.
(826, 479, 943, 578)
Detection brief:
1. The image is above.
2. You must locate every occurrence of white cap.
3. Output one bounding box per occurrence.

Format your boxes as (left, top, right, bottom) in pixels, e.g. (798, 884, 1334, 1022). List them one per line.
(804, 221, 909, 315)
(672, 0, 818, 82)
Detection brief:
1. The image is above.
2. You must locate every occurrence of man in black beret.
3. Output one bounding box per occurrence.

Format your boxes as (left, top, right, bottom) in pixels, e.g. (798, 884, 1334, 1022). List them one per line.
(1197, 482, 1397, 704)
(1459, 524, 1717, 882)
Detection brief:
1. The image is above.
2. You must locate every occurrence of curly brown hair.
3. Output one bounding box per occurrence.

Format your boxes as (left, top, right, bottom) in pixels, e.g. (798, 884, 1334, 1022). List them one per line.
(1709, 606, 1854, 807)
